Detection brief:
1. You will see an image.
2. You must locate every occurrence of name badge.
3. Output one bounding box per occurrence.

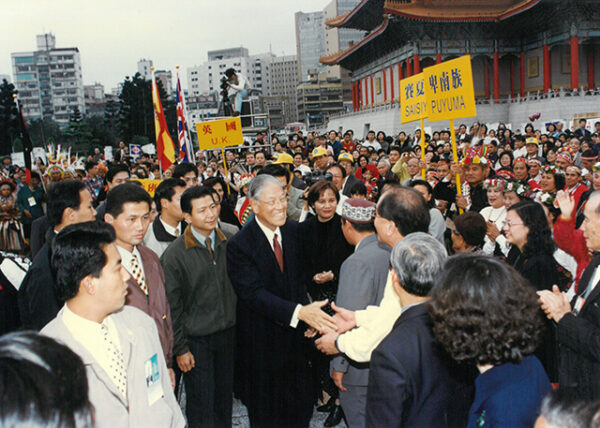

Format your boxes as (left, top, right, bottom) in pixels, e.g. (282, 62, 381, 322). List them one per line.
(144, 353, 163, 406)
(28, 196, 36, 207)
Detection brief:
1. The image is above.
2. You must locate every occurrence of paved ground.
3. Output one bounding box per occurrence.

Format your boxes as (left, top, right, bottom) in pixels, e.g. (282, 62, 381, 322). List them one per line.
(232, 398, 347, 428)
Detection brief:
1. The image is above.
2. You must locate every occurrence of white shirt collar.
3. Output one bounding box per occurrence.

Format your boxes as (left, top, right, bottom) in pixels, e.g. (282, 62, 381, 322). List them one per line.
(255, 217, 282, 251)
(116, 244, 144, 278)
(159, 216, 180, 237)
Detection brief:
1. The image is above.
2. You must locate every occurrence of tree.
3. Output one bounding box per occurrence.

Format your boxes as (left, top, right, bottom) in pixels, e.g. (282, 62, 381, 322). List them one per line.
(0, 79, 18, 155)
(27, 118, 63, 147)
(117, 72, 175, 144)
(65, 106, 94, 153)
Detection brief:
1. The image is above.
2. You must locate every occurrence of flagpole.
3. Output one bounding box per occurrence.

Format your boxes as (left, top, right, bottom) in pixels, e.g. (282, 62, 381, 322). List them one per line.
(152, 67, 163, 178)
(177, 66, 195, 163)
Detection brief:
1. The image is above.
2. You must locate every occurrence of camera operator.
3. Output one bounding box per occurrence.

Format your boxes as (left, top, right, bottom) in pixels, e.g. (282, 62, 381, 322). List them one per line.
(225, 68, 251, 116)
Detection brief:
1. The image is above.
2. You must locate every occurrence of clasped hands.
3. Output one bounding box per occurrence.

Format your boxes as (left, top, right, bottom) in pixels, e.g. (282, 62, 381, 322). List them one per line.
(537, 285, 572, 323)
(303, 302, 357, 355)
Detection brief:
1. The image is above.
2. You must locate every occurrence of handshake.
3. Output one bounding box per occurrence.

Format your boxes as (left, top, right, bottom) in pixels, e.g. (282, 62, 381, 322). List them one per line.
(299, 300, 356, 355)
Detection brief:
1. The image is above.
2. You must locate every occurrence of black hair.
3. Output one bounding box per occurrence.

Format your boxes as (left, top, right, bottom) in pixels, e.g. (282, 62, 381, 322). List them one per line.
(257, 164, 290, 185)
(173, 162, 198, 179)
(306, 181, 340, 209)
(46, 180, 87, 228)
(429, 254, 543, 366)
(453, 212, 486, 248)
(180, 186, 216, 214)
(327, 163, 347, 178)
(105, 163, 130, 184)
(376, 185, 430, 236)
(52, 221, 116, 302)
(341, 216, 376, 233)
(154, 178, 186, 213)
(84, 161, 97, 172)
(225, 68, 236, 78)
(0, 331, 93, 428)
(409, 180, 435, 209)
(508, 200, 556, 257)
(349, 181, 367, 197)
(203, 176, 227, 191)
(105, 182, 152, 218)
(30, 171, 41, 181)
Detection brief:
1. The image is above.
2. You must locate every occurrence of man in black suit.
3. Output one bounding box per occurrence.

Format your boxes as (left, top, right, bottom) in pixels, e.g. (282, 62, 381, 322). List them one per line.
(366, 233, 473, 428)
(338, 153, 362, 197)
(227, 174, 337, 428)
(539, 189, 600, 400)
(18, 181, 97, 330)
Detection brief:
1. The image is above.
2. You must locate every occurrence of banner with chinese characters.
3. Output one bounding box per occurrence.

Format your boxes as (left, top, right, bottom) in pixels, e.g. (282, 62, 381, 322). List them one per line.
(132, 179, 162, 197)
(400, 73, 428, 123)
(195, 117, 243, 151)
(424, 55, 476, 121)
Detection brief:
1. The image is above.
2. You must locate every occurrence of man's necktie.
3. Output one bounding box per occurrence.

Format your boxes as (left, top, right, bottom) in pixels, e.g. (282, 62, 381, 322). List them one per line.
(130, 253, 148, 295)
(273, 234, 284, 272)
(205, 236, 215, 261)
(101, 322, 127, 398)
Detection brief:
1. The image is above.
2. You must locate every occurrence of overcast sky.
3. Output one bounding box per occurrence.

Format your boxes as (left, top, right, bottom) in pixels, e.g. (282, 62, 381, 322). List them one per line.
(3, 0, 330, 91)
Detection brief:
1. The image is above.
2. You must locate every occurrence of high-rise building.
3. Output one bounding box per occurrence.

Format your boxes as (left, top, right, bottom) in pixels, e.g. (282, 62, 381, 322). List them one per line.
(295, 11, 326, 82)
(297, 70, 343, 128)
(269, 55, 299, 122)
(84, 83, 106, 117)
(154, 70, 173, 96)
(11, 33, 85, 123)
(137, 58, 153, 80)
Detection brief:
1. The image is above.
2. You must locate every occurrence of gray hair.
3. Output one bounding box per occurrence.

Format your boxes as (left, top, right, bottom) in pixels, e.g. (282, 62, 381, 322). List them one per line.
(248, 174, 283, 201)
(539, 392, 599, 428)
(378, 159, 391, 168)
(391, 232, 447, 297)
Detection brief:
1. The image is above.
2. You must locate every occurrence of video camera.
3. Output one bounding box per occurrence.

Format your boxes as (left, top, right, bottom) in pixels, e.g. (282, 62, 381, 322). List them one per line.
(303, 171, 332, 187)
(220, 76, 230, 98)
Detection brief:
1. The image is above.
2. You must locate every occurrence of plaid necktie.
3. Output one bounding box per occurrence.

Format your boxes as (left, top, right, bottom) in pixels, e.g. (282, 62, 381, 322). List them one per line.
(101, 322, 127, 398)
(130, 253, 148, 295)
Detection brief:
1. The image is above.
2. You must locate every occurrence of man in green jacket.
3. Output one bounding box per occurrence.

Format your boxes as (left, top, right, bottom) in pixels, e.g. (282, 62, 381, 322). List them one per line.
(160, 185, 236, 428)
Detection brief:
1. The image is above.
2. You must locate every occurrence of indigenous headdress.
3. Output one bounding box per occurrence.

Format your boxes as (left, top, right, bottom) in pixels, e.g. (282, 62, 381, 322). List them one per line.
(537, 191, 556, 207)
(593, 162, 600, 173)
(556, 147, 574, 164)
(235, 173, 254, 188)
(496, 169, 516, 180)
(513, 157, 529, 165)
(483, 178, 506, 192)
(527, 159, 542, 167)
(460, 146, 490, 167)
(542, 164, 565, 176)
(0, 179, 15, 192)
(503, 181, 533, 198)
(341, 198, 376, 224)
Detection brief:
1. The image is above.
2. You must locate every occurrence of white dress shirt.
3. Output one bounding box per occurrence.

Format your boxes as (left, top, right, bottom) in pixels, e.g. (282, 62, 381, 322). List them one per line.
(116, 245, 146, 280)
(62, 304, 123, 389)
(160, 217, 181, 237)
(255, 217, 301, 328)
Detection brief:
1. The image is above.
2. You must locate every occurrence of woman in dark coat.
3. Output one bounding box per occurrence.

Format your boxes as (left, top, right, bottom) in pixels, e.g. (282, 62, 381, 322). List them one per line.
(504, 200, 561, 382)
(300, 180, 354, 425)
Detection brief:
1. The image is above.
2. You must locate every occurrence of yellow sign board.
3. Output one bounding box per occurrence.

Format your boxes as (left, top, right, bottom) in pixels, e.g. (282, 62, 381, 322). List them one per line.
(400, 72, 427, 123)
(424, 55, 476, 121)
(132, 179, 162, 197)
(196, 117, 243, 151)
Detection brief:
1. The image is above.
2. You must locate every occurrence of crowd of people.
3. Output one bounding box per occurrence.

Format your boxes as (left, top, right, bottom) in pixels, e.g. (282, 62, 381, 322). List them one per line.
(2, 117, 600, 427)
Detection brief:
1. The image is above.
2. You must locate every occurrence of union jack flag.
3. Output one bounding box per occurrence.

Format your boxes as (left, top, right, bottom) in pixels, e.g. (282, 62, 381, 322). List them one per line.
(176, 73, 191, 162)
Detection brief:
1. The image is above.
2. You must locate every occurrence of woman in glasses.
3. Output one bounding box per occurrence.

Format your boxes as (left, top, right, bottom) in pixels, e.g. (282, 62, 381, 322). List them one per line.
(503, 200, 561, 383)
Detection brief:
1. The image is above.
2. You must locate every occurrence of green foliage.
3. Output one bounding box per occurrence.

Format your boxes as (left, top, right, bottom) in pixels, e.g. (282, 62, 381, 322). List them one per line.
(0, 79, 18, 156)
(131, 135, 150, 146)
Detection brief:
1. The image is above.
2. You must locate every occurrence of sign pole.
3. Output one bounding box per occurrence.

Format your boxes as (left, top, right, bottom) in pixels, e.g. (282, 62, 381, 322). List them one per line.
(420, 118, 426, 179)
(449, 118, 463, 214)
(221, 147, 231, 195)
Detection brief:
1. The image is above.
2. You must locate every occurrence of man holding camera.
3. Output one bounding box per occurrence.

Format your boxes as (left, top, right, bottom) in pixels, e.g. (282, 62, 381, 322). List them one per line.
(225, 68, 251, 116)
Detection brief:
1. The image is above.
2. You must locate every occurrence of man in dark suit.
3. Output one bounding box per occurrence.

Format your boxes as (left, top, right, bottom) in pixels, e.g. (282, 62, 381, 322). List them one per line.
(227, 174, 337, 428)
(104, 183, 175, 386)
(539, 190, 600, 400)
(18, 181, 97, 330)
(338, 153, 362, 197)
(366, 233, 473, 428)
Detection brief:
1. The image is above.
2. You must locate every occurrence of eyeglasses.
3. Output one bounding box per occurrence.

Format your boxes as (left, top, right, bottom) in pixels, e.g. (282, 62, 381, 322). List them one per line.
(502, 220, 524, 229)
(259, 196, 288, 208)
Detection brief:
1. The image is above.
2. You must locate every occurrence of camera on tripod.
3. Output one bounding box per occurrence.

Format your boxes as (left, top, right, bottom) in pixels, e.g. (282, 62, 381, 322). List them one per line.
(303, 171, 332, 187)
(220, 76, 230, 98)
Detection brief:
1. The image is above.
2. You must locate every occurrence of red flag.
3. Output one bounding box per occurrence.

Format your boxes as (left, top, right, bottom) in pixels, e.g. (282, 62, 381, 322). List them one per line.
(152, 74, 176, 170)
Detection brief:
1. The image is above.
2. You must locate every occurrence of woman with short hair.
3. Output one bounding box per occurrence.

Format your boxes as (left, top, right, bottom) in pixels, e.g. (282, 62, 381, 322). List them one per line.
(429, 254, 551, 428)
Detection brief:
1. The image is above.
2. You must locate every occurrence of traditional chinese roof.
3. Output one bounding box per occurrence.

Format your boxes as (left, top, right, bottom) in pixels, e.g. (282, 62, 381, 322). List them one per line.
(325, 0, 385, 31)
(320, 16, 390, 66)
(384, 0, 542, 22)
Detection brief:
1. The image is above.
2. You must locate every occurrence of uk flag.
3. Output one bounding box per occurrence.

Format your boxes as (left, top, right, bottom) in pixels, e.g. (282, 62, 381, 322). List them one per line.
(176, 74, 191, 162)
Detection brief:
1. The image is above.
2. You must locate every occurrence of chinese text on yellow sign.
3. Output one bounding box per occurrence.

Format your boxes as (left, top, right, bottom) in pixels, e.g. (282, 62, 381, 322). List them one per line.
(424, 55, 476, 122)
(400, 73, 427, 123)
(196, 117, 243, 151)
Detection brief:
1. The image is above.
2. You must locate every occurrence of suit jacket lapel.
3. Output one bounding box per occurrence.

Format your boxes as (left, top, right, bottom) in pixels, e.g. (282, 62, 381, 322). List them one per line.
(250, 220, 284, 278)
(578, 254, 600, 297)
